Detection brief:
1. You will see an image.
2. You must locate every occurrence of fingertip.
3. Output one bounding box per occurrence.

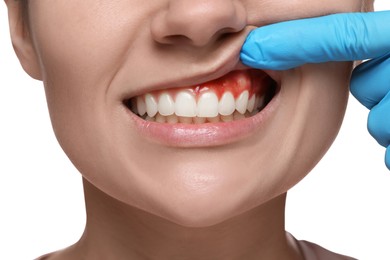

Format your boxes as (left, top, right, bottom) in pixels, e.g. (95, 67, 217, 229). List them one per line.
(350, 60, 378, 109)
(240, 33, 261, 68)
(350, 54, 390, 109)
(386, 146, 390, 170)
(239, 51, 262, 70)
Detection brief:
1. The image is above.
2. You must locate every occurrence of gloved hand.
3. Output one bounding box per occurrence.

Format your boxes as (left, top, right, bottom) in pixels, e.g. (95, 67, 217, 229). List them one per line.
(240, 11, 390, 169)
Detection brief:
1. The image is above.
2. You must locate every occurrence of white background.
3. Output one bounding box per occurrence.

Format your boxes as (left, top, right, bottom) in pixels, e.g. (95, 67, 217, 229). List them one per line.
(1, 2, 389, 260)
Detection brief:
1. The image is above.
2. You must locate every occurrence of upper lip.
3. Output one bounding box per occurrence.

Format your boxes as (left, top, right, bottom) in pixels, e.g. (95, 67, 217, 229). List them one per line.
(122, 26, 279, 100)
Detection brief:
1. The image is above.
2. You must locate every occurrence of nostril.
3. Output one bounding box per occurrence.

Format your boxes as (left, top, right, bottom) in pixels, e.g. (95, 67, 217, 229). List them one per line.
(150, 0, 247, 47)
(160, 35, 193, 45)
(160, 27, 244, 45)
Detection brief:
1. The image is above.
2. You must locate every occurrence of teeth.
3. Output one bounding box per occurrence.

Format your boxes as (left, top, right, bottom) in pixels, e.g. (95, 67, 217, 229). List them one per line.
(127, 69, 278, 124)
(221, 114, 234, 122)
(254, 96, 265, 111)
(218, 92, 235, 116)
(193, 117, 206, 124)
(207, 116, 220, 123)
(247, 95, 255, 113)
(134, 89, 270, 123)
(175, 91, 197, 117)
(197, 91, 219, 117)
(136, 96, 146, 116)
(179, 116, 193, 124)
(145, 115, 155, 122)
(258, 96, 265, 109)
(167, 114, 179, 124)
(145, 94, 158, 117)
(158, 92, 175, 116)
(142, 112, 254, 124)
(235, 90, 249, 114)
(155, 113, 166, 123)
(233, 111, 245, 120)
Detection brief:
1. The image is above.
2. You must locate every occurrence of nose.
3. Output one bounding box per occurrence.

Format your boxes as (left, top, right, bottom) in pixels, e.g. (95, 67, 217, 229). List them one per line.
(151, 0, 247, 47)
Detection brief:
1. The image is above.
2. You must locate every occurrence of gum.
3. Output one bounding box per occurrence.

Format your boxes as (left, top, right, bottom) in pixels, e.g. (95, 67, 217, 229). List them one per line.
(141, 70, 272, 102)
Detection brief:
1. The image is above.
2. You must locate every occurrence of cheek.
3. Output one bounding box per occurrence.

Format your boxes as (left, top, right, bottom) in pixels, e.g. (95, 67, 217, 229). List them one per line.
(279, 62, 351, 188)
(30, 0, 152, 105)
(246, 0, 365, 25)
(28, 1, 148, 172)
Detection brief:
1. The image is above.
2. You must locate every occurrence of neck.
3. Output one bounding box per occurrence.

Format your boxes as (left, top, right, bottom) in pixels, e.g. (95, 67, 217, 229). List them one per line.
(69, 179, 302, 260)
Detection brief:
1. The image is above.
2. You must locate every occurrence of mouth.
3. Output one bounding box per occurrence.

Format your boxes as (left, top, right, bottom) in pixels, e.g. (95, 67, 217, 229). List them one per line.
(124, 69, 278, 124)
(121, 68, 280, 147)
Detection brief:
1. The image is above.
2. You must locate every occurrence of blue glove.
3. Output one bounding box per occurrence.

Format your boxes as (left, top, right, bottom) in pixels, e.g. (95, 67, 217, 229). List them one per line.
(240, 11, 390, 169)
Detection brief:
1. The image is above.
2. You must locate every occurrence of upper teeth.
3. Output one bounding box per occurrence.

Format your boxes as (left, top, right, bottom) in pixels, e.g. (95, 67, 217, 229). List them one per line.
(134, 89, 264, 118)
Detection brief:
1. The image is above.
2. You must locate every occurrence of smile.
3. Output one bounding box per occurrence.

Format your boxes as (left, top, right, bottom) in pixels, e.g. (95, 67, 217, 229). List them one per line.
(123, 69, 280, 147)
(125, 70, 277, 124)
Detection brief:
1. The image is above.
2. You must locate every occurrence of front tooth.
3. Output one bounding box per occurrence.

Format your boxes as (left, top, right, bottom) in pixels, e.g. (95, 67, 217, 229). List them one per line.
(197, 91, 219, 117)
(158, 92, 175, 116)
(136, 96, 146, 116)
(235, 90, 249, 114)
(247, 95, 255, 113)
(175, 91, 197, 117)
(145, 94, 158, 117)
(218, 92, 235, 116)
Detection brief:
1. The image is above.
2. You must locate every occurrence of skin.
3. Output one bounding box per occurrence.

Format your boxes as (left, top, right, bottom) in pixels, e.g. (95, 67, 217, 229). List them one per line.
(5, 0, 373, 259)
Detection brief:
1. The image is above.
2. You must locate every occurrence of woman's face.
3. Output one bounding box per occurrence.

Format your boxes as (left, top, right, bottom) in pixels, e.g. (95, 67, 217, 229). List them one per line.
(24, 0, 369, 227)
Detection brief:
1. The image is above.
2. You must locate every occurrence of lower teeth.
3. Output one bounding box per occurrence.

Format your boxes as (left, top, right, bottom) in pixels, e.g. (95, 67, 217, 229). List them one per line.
(141, 110, 260, 124)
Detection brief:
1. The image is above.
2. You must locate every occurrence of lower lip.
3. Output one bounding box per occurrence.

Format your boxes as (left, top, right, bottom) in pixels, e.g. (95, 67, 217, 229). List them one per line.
(126, 89, 280, 148)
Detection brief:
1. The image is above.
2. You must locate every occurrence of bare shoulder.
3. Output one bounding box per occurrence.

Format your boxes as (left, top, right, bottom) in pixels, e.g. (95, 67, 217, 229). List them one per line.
(35, 245, 80, 260)
(35, 252, 56, 260)
(296, 239, 357, 260)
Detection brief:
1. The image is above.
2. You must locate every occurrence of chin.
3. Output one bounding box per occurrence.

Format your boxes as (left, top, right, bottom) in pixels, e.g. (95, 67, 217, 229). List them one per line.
(150, 191, 251, 228)
(135, 167, 277, 228)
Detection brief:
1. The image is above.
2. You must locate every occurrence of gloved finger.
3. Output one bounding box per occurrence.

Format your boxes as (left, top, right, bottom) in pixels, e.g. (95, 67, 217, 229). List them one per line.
(350, 54, 390, 109)
(386, 146, 390, 170)
(241, 11, 390, 70)
(367, 91, 390, 147)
